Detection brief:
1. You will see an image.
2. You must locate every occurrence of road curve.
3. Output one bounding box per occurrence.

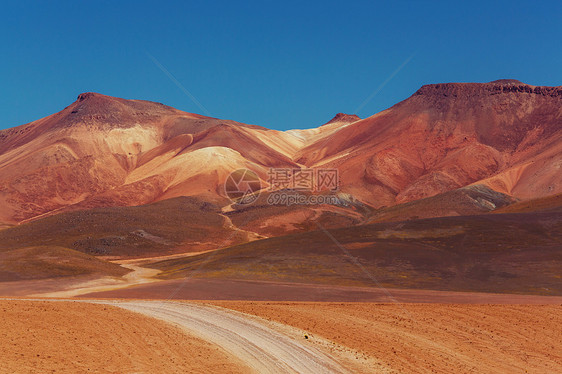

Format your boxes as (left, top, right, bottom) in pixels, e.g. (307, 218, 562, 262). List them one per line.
(96, 300, 348, 374)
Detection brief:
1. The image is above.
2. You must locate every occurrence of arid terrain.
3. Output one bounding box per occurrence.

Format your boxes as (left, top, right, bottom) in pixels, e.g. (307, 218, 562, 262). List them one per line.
(2, 299, 561, 373)
(212, 301, 562, 374)
(1, 79, 561, 373)
(0, 300, 249, 374)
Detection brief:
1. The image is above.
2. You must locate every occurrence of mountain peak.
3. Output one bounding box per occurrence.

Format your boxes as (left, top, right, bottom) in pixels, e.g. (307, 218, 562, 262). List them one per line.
(489, 79, 525, 85)
(76, 92, 108, 102)
(413, 81, 562, 99)
(322, 113, 360, 126)
(77, 92, 103, 101)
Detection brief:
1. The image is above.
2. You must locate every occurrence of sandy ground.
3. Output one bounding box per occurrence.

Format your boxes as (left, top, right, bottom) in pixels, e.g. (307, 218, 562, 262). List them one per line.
(0, 300, 249, 374)
(2, 299, 561, 373)
(212, 302, 562, 374)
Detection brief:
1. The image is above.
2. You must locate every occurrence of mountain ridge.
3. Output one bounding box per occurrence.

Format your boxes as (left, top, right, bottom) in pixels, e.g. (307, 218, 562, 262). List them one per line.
(0, 80, 560, 226)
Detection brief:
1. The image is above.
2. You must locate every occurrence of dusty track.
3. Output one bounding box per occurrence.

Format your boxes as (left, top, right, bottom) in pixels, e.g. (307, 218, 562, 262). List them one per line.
(30, 264, 161, 298)
(104, 300, 348, 374)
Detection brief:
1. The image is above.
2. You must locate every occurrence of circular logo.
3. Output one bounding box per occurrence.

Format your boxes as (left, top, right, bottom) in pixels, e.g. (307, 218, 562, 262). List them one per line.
(224, 169, 261, 205)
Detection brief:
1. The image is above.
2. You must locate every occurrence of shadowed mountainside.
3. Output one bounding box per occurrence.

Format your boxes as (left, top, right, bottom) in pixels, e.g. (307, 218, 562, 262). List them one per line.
(492, 192, 562, 214)
(0, 197, 253, 258)
(367, 184, 516, 223)
(148, 209, 562, 295)
(0, 246, 129, 281)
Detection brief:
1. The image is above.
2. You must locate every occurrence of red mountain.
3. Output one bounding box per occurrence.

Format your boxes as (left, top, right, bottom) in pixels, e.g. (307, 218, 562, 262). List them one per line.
(297, 80, 562, 207)
(1, 80, 561, 229)
(0, 93, 297, 224)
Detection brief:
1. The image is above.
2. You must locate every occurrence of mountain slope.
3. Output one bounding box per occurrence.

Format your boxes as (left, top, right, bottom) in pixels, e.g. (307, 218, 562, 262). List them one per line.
(0, 246, 129, 281)
(1, 81, 560, 228)
(149, 209, 562, 295)
(367, 184, 516, 223)
(0, 93, 298, 223)
(297, 80, 562, 207)
(0, 197, 252, 258)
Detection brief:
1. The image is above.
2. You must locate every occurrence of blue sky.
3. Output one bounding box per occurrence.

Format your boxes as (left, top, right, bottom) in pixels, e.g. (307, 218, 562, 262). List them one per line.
(1, 1, 561, 130)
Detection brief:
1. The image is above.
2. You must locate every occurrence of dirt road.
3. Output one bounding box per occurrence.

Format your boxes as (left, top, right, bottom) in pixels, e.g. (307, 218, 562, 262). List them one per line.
(102, 300, 348, 374)
(3, 298, 350, 372)
(31, 264, 161, 298)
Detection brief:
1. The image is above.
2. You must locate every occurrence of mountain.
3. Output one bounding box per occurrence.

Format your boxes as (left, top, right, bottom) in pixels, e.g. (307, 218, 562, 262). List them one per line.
(0, 93, 298, 224)
(0, 80, 561, 292)
(297, 80, 562, 207)
(0, 80, 560, 236)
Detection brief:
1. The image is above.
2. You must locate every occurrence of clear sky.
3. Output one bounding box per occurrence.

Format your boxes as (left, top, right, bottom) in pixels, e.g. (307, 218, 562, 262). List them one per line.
(1, 1, 561, 130)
